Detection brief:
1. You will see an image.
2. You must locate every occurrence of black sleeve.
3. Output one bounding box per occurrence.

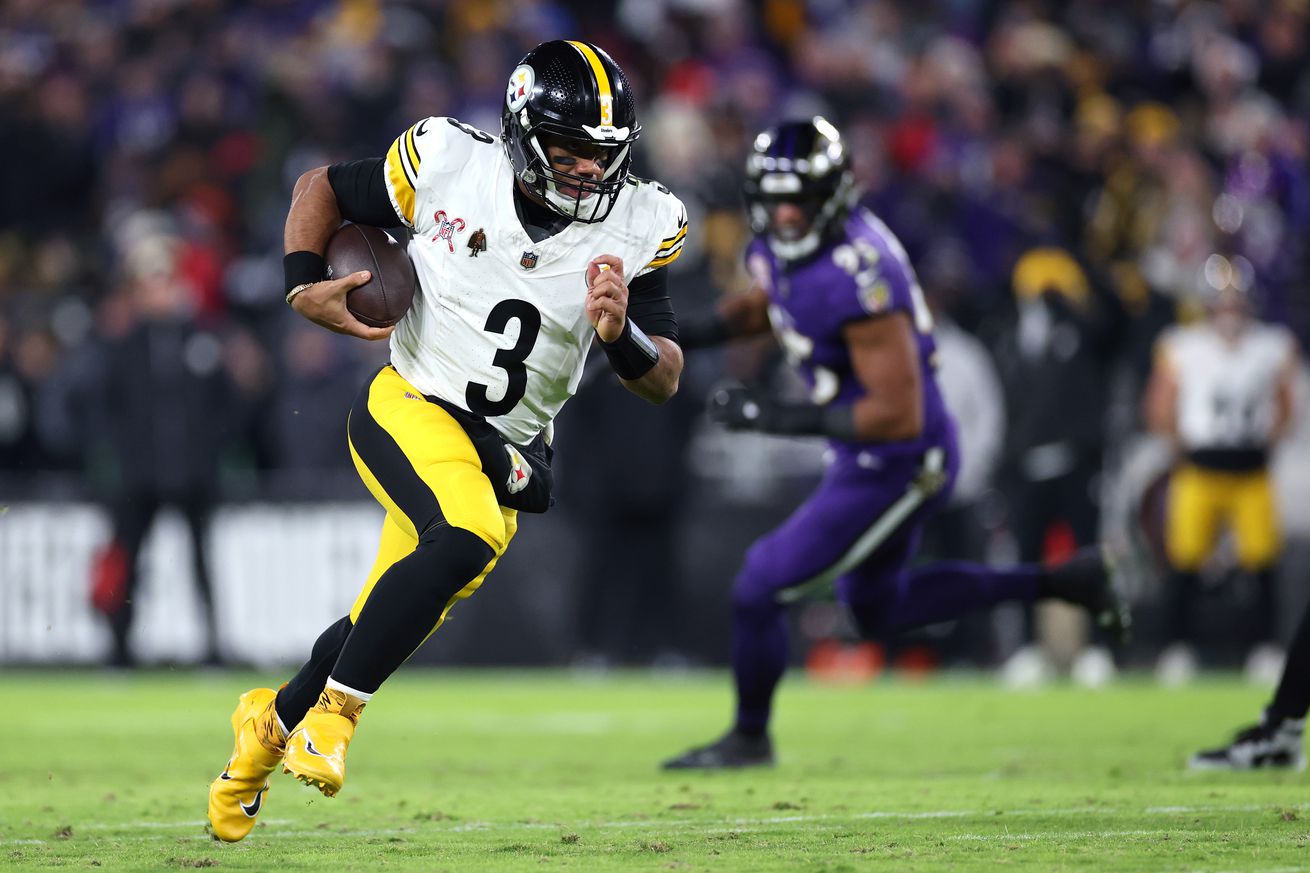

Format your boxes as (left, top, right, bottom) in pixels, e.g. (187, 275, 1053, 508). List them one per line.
(626, 267, 678, 342)
(327, 159, 404, 228)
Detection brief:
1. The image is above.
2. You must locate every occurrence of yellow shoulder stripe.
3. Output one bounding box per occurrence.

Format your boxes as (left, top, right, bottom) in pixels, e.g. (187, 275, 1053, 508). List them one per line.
(404, 126, 421, 177)
(655, 225, 687, 253)
(385, 137, 416, 225)
(383, 121, 425, 226)
(646, 246, 683, 270)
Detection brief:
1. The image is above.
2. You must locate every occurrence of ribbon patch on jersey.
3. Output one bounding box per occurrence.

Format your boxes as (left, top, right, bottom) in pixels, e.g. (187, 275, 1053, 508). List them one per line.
(431, 210, 467, 253)
(504, 444, 532, 494)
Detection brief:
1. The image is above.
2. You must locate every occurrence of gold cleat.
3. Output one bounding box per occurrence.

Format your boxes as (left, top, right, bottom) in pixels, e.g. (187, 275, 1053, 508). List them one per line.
(207, 688, 286, 842)
(282, 688, 366, 798)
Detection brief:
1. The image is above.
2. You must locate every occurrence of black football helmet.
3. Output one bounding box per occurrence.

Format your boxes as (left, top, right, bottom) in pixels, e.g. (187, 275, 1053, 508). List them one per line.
(502, 40, 640, 223)
(743, 117, 854, 260)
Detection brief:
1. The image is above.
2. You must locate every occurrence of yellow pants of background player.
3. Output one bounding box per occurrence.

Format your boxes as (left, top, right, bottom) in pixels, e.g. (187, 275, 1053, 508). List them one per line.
(1165, 463, 1280, 572)
(346, 365, 518, 642)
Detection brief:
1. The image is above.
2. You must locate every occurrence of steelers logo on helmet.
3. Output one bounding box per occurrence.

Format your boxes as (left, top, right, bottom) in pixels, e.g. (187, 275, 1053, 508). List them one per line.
(501, 40, 641, 224)
(743, 116, 855, 261)
(506, 65, 534, 113)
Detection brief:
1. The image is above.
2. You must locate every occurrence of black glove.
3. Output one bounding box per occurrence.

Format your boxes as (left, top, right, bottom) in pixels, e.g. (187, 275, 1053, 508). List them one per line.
(708, 383, 772, 431)
(707, 382, 858, 440)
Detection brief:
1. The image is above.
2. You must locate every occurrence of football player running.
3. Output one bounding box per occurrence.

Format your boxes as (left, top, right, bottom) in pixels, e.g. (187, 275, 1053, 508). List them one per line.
(662, 118, 1129, 770)
(1190, 597, 1310, 770)
(208, 40, 687, 841)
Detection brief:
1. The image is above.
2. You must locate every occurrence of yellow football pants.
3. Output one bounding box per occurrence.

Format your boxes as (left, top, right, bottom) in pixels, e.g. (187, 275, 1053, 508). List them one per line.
(1165, 463, 1280, 572)
(346, 366, 518, 639)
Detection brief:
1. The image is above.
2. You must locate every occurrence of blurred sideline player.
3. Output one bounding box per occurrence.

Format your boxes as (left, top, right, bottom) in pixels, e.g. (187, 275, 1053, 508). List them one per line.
(1191, 596, 1310, 770)
(94, 234, 231, 668)
(1143, 264, 1299, 686)
(208, 40, 688, 840)
(663, 118, 1129, 770)
(993, 249, 1117, 689)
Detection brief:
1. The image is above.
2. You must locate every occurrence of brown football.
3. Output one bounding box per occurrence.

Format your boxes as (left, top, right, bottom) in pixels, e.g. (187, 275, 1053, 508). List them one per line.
(325, 223, 417, 328)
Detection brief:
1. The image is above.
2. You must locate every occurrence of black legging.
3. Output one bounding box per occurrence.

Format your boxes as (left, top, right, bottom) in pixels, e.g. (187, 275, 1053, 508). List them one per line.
(105, 487, 218, 665)
(1270, 597, 1310, 723)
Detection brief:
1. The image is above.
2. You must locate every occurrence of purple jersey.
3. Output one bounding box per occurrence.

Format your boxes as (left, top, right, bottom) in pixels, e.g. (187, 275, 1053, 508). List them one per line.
(746, 207, 954, 457)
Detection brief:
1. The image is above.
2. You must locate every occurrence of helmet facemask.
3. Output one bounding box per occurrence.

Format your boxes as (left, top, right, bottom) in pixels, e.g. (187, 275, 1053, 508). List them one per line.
(747, 180, 852, 261)
(520, 129, 630, 223)
(501, 41, 641, 225)
(743, 117, 854, 261)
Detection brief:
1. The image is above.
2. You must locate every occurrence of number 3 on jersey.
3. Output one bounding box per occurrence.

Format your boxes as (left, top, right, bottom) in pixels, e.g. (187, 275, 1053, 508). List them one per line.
(466, 299, 541, 416)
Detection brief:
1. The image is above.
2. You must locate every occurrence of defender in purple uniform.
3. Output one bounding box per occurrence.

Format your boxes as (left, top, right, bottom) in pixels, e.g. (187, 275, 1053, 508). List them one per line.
(663, 118, 1129, 770)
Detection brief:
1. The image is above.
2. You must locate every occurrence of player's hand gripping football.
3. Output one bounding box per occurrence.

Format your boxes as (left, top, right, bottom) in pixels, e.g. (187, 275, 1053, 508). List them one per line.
(290, 271, 395, 341)
(708, 382, 773, 432)
(585, 255, 628, 343)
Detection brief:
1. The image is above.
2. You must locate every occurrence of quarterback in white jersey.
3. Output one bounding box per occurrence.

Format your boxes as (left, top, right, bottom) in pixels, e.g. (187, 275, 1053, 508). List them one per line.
(1144, 276, 1300, 686)
(383, 113, 687, 444)
(207, 40, 686, 841)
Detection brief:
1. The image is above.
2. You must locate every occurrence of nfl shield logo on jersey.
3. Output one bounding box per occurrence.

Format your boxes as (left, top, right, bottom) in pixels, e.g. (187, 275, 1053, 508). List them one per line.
(520, 251, 539, 270)
(859, 280, 891, 314)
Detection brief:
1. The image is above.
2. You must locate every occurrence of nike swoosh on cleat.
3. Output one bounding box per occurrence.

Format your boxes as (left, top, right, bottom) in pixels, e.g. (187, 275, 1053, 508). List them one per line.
(240, 784, 267, 817)
(303, 737, 326, 758)
(219, 771, 232, 781)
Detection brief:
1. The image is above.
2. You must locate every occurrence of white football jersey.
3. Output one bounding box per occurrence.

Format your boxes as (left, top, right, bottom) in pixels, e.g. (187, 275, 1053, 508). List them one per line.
(380, 116, 687, 444)
(1161, 321, 1296, 450)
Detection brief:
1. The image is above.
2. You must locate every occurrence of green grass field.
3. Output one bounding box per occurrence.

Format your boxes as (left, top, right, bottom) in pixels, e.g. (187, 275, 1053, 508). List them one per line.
(3, 670, 1309, 872)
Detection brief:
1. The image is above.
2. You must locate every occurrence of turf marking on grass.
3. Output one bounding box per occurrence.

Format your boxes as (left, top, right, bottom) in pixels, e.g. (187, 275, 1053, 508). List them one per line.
(950, 829, 1177, 841)
(1164, 867, 1306, 873)
(79, 819, 296, 830)
(1146, 804, 1301, 814)
(6, 801, 1307, 847)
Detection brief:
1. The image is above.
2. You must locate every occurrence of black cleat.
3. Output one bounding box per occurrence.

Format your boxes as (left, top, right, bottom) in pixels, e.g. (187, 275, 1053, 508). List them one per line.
(1190, 716, 1306, 771)
(1041, 546, 1131, 644)
(662, 731, 775, 770)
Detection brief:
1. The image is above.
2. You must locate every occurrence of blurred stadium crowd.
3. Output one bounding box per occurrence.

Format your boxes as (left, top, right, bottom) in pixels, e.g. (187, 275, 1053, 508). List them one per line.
(1, 0, 1308, 672)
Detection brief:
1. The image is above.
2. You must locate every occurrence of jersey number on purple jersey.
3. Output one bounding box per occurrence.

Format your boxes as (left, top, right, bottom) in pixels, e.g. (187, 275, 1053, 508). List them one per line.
(769, 303, 841, 405)
(835, 234, 935, 335)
